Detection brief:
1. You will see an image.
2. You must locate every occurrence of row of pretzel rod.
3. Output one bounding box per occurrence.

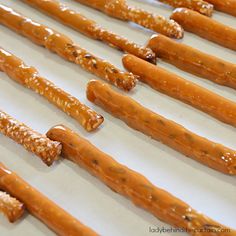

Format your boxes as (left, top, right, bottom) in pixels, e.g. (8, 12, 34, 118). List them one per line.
(0, 0, 235, 235)
(1, 122, 236, 235)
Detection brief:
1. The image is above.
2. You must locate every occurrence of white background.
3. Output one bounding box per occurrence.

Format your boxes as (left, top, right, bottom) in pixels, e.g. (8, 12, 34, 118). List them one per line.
(0, 0, 235, 235)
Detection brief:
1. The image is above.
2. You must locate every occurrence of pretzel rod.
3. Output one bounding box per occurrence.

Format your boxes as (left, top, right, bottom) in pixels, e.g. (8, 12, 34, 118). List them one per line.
(21, 0, 156, 63)
(46, 125, 236, 235)
(0, 110, 61, 166)
(0, 163, 98, 236)
(158, 0, 213, 16)
(0, 5, 137, 91)
(170, 8, 236, 51)
(122, 54, 236, 127)
(0, 191, 24, 223)
(74, 0, 184, 39)
(147, 35, 236, 90)
(206, 0, 236, 17)
(0, 48, 103, 132)
(86, 80, 236, 175)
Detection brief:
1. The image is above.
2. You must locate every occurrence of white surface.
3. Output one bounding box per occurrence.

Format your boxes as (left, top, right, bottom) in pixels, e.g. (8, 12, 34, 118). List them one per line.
(0, 0, 235, 235)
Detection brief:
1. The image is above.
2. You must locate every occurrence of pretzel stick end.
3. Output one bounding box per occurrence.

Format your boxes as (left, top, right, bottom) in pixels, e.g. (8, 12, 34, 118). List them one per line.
(0, 191, 25, 223)
(85, 111, 104, 132)
(42, 140, 62, 166)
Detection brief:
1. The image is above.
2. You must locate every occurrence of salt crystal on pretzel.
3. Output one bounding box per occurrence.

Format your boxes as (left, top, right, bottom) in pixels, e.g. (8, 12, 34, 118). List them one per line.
(0, 191, 24, 223)
(0, 163, 98, 236)
(0, 4, 137, 91)
(159, 0, 213, 16)
(0, 48, 104, 132)
(21, 0, 156, 63)
(74, 0, 184, 39)
(0, 110, 61, 166)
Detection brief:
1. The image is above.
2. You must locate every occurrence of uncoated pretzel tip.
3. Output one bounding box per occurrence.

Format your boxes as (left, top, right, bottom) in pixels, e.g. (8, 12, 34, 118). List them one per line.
(144, 50, 157, 64)
(0, 191, 25, 223)
(86, 113, 104, 132)
(168, 19, 184, 39)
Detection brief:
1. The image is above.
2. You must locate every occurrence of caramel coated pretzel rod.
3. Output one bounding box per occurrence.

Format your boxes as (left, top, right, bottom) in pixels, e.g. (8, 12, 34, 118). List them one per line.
(122, 54, 236, 127)
(46, 125, 236, 235)
(74, 0, 184, 39)
(147, 35, 236, 90)
(158, 0, 213, 16)
(0, 5, 137, 91)
(87, 80, 236, 175)
(0, 191, 24, 223)
(21, 0, 156, 63)
(206, 0, 236, 17)
(0, 110, 61, 166)
(0, 48, 103, 132)
(171, 8, 236, 51)
(0, 163, 98, 236)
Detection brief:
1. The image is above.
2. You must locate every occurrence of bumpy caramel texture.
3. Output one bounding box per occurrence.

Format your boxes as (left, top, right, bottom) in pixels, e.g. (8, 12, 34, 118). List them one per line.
(0, 48, 103, 131)
(87, 80, 236, 175)
(74, 0, 184, 39)
(0, 110, 61, 166)
(206, 0, 236, 16)
(0, 4, 137, 91)
(22, 0, 156, 63)
(122, 54, 236, 127)
(171, 8, 236, 51)
(159, 0, 213, 16)
(148, 35, 236, 90)
(0, 163, 98, 236)
(47, 125, 236, 236)
(0, 191, 24, 223)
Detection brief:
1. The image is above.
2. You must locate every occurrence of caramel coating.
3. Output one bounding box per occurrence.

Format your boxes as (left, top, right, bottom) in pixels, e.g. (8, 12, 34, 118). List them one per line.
(87, 80, 236, 175)
(74, 0, 184, 39)
(0, 191, 24, 223)
(0, 110, 61, 166)
(207, 0, 236, 16)
(147, 35, 236, 90)
(22, 0, 156, 63)
(122, 54, 236, 127)
(0, 4, 137, 91)
(0, 48, 103, 132)
(171, 8, 236, 51)
(159, 0, 213, 16)
(46, 124, 236, 235)
(0, 163, 98, 236)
